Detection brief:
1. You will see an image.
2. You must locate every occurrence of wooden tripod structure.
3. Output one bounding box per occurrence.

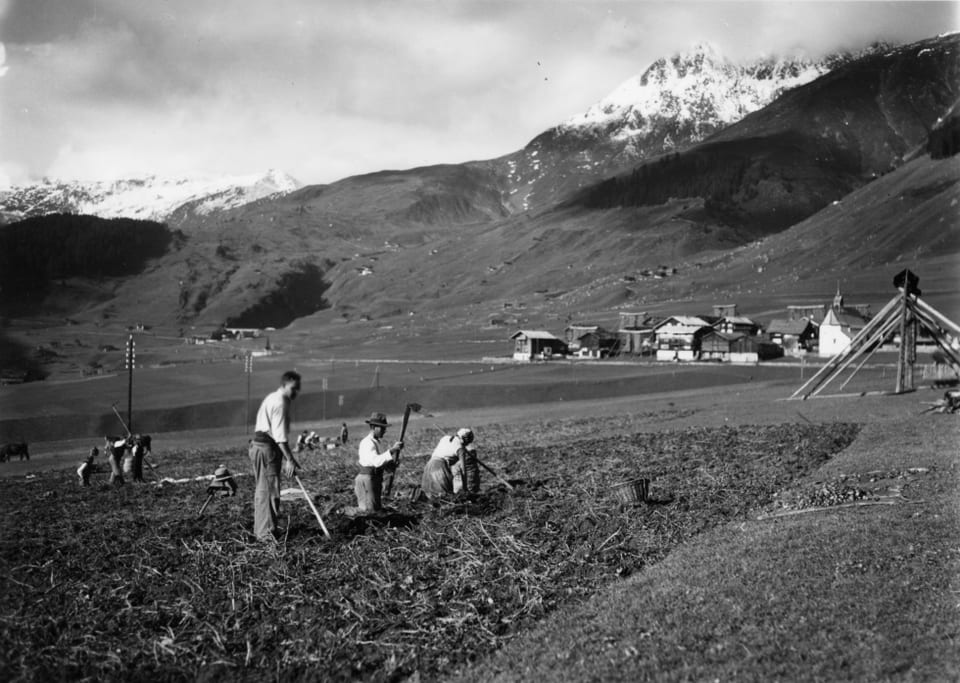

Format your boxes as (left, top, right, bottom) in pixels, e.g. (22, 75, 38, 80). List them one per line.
(790, 270, 960, 400)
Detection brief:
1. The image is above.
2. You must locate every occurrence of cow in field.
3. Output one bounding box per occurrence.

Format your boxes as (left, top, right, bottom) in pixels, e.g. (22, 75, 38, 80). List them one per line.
(0, 442, 29, 462)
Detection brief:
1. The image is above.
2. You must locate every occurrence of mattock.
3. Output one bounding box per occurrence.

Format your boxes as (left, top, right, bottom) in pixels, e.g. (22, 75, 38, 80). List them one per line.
(382, 402, 422, 498)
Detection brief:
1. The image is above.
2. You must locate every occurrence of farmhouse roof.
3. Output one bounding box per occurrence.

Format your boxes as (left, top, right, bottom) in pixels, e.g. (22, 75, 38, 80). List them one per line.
(510, 329, 560, 341)
(822, 307, 870, 329)
(767, 318, 814, 335)
(654, 315, 710, 330)
(657, 323, 710, 336)
(718, 316, 756, 326)
(702, 329, 743, 342)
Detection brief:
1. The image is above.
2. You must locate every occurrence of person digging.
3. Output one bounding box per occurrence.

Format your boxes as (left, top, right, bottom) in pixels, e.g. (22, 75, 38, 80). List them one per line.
(354, 412, 403, 513)
(77, 446, 98, 487)
(421, 427, 480, 497)
(248, 370, 303, 542)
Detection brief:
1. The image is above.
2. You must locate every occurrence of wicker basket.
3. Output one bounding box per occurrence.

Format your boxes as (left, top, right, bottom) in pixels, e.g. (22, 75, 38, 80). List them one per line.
(613, 477, 650, 505)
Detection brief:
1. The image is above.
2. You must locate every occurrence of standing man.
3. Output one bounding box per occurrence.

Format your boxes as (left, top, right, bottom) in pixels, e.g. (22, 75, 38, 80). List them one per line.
(339, 422, 349, 446)
(249, 370, 302, 541)
(355, 412, 403, 512)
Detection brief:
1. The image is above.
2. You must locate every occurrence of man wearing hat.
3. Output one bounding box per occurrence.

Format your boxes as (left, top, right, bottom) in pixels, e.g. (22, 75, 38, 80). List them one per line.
(421, 428, 480, 497)
(355, 412, 404, 512)
(249, 370, 303, 541)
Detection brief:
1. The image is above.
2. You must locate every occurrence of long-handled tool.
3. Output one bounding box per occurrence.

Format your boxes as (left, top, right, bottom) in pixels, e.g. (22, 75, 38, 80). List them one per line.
(198, 492, 216, 516)
(295, 476, 331, 538)
(383, 402, 422, 498)
(111, 403, 162, 485)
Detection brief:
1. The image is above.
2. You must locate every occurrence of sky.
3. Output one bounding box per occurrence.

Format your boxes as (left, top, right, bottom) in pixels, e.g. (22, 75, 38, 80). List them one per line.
(0, 0, 957, 187)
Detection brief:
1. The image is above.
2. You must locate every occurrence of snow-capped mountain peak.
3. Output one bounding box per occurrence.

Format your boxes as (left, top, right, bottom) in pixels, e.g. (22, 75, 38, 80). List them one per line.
(0, 169, 302, 225)
(560, 42, 832, 142)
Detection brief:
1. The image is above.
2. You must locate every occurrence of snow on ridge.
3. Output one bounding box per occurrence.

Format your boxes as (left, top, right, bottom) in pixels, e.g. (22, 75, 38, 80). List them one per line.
(559, 43, 833, 137)
(4, 169, 302, 222)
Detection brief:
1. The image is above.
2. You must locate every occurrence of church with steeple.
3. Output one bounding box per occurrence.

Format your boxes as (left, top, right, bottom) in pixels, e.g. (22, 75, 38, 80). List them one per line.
(818, 284, 873, 357)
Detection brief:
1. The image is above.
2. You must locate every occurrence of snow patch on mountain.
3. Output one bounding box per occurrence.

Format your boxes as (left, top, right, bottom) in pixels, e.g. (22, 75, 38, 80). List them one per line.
(0, 169, 301, 224)
(559, 42, 833, 142)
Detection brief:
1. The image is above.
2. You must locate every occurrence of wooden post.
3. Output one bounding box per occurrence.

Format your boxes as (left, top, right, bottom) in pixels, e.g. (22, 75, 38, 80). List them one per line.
(245, 352, 253, 433)
(895, 286, 909, 393)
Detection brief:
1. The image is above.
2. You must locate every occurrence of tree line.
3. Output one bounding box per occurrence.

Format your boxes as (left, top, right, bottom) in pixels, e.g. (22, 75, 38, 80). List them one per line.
(0, 214, 176, 298)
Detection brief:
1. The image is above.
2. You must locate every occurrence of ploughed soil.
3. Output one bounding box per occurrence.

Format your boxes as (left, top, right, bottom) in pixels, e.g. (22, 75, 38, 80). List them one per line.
(0, 419, 858, 682)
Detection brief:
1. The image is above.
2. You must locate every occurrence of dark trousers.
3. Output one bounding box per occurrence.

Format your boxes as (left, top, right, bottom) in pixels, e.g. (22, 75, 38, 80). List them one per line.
(249, 441, 281, 539)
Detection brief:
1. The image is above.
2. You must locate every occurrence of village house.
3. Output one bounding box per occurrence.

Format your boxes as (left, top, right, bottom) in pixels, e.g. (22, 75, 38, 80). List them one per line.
(767, 318, 819, 353)
(510, 330, 566, 361)
(653, 316, 711, 361)
(573, 329, 620, 359)
(701, 330, 783, 363)
(618, 311, 658, 356)
(564, 323, 604, 350)
(713, 315, 761, 336)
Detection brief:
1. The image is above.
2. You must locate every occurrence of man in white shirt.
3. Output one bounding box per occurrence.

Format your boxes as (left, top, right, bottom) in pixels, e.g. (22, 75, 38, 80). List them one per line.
(249, 370, 302, 541)
(355, 412, 403, 512)
(421, 428, 480, 496)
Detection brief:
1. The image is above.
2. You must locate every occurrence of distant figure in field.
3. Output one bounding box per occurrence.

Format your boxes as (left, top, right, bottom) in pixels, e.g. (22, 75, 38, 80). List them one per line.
(295, 430, 310, 453)
(129, 434, 152, 483)
(340, 422, 349, 446)
(104, 435, 130, 486)
(0, 442, 29, 462)
(249, 370, 302, 542)
(78, 447, 98, 486)
(354, 412, 403, 512)
(421, 428, 480, 497)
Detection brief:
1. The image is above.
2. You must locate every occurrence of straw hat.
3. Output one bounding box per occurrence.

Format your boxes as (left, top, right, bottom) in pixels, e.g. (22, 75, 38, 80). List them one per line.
(365, 412, 390, 427)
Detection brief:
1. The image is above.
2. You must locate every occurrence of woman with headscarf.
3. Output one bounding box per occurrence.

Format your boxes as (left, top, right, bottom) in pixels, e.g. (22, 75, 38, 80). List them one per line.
(421, 428, 479, 497)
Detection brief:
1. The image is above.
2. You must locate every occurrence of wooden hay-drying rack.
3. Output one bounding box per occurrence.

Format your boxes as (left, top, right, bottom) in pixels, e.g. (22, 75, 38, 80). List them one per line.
(790, 269, 960, 400)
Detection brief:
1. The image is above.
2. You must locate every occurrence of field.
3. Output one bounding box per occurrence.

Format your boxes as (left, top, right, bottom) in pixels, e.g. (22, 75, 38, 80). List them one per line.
(1, 414, 858, 681)
(1, 374, 957, 681)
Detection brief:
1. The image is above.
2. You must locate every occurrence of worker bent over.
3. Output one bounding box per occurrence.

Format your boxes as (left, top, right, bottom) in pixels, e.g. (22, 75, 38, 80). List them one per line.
(249, 371, 302, 541)
(355, 412, 403, 512)
(78, 447, 98, 486)
(129, 434, 152, 483)
(422, 428, 480, 497)
(105, 436, 129, 486)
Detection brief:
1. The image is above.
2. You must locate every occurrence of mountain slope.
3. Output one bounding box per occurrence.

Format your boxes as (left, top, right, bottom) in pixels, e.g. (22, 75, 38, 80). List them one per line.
(3, 34, 958, 346)
(489, 43, 880, 212)
(572, 34, 960, 234)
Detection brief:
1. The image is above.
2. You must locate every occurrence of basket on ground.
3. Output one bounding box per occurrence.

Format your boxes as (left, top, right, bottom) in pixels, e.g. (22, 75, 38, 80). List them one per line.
(613, 477, 650, 505)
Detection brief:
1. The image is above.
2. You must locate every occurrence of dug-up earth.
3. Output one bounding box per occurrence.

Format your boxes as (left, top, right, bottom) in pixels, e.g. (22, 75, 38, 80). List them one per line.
(456, 406, 960, 682)
(0, 382, 957, 682)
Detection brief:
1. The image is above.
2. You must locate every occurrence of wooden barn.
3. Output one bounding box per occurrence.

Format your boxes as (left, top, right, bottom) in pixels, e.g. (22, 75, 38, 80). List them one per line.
(564, 324, 604, 349)
(574, 330, 619, 359)
(510, 330, 566, 361)
(701, 331, 784, 363)
(618, 312, 657, 355)
(767, 318, 818, 353)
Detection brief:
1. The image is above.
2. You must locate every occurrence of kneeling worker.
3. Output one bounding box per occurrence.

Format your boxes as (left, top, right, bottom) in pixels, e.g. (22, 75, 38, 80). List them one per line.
(421, 428, 480, 497)
(355, 412, 403, 512)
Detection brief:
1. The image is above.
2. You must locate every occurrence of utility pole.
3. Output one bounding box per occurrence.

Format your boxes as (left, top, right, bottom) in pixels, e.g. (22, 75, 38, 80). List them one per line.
(322, 376, 328, 422)
(124, 335, 135, 433)
(245, 351, 254, 432)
